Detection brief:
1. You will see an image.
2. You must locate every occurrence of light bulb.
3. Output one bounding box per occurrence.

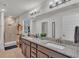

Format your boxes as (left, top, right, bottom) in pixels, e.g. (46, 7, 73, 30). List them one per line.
(49, 2, 53, 5)
(1, 9, 5, 11)
(54, 0, 60, 2)
(34, 9, 37, 12)
(54, 0, 62, 4)
(65, 0, 70, 2)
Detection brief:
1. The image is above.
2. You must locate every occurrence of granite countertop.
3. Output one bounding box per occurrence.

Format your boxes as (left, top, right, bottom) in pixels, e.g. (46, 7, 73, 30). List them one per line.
(22, 36, 79, 58)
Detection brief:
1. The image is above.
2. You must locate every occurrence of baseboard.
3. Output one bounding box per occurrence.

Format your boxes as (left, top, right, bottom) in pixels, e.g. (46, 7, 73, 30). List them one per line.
(0, 46, 5, 50)
(5, 41, 16, 47)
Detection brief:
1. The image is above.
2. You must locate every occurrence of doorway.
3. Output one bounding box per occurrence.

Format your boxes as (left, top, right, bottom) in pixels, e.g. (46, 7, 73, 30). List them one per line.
(4, 17, 17, 47)
(42, 22, 48, 34)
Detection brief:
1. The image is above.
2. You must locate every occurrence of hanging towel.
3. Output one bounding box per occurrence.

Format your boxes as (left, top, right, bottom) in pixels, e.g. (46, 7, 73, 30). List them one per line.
(74, 26, 79, 43)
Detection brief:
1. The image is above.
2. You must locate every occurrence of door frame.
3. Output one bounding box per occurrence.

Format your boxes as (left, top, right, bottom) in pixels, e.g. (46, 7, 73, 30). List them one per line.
(52, 22, 55, 38)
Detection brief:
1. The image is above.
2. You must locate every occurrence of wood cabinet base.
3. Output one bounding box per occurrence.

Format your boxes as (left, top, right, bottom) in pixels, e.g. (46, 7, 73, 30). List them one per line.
(19, 38, 70, 58)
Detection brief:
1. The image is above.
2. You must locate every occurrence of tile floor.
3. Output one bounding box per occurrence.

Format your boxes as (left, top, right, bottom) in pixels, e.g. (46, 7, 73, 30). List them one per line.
(0, 48, 25, 58)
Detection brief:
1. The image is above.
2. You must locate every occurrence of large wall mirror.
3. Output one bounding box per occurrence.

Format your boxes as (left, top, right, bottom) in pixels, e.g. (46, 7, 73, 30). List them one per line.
(23, 18, 30, 34)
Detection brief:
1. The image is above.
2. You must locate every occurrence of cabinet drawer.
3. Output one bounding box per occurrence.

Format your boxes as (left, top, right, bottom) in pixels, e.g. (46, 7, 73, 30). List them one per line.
(31, 43, 37, 48)
(37, 51, 49, 58)
(49, 50, 68, 58)
(38, 45, 68, 58)
(23, 39, 30, 45)
(25, 44, 30, 58)
(38, 45, 50, 54)
(21, 43, 26, 56)
(31, 47, 36, 53)
(31, 52, 37, 58)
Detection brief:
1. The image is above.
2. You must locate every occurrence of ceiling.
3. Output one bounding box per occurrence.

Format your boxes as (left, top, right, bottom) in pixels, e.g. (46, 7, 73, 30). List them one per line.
(0, 0, 45, 17)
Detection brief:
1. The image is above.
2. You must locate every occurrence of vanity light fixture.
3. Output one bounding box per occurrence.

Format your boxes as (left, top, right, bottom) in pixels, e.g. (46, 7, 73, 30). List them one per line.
(49, 0, 62, 8)
(49, 0, 71, 9)
(29, 9, 37, 15)
(29, 8, 40, 16)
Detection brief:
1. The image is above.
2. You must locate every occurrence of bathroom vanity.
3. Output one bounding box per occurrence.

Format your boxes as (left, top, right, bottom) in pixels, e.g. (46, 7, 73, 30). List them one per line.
(19, 36, 79, 58)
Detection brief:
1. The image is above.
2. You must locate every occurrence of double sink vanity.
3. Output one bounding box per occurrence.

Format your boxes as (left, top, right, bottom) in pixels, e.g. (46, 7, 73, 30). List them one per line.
(19, 35, 79, 58)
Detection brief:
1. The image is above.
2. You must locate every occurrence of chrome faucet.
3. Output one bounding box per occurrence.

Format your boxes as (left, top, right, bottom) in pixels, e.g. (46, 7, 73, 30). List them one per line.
(56, 39, 63, 44)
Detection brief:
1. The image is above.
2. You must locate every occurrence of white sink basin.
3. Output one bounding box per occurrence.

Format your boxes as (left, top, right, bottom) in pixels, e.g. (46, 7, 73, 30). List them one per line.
(46, 43, 65, 49)
(27, 37, 33, 40)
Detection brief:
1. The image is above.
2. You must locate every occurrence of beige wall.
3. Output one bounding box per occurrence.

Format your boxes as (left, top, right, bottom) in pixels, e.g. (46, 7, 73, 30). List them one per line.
(5, 16, 17, 43)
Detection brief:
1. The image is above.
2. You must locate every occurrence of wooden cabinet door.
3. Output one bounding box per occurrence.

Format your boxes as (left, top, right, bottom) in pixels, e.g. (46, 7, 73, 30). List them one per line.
(38, 45, 50, 58)
(25, 44, 30, 58)
(20, 39, 31, 58)
(37, 51, 49, 58)
(19, 39, 22, 48)
(21, 43, 26, 56)
(31, 47, 37, 58)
